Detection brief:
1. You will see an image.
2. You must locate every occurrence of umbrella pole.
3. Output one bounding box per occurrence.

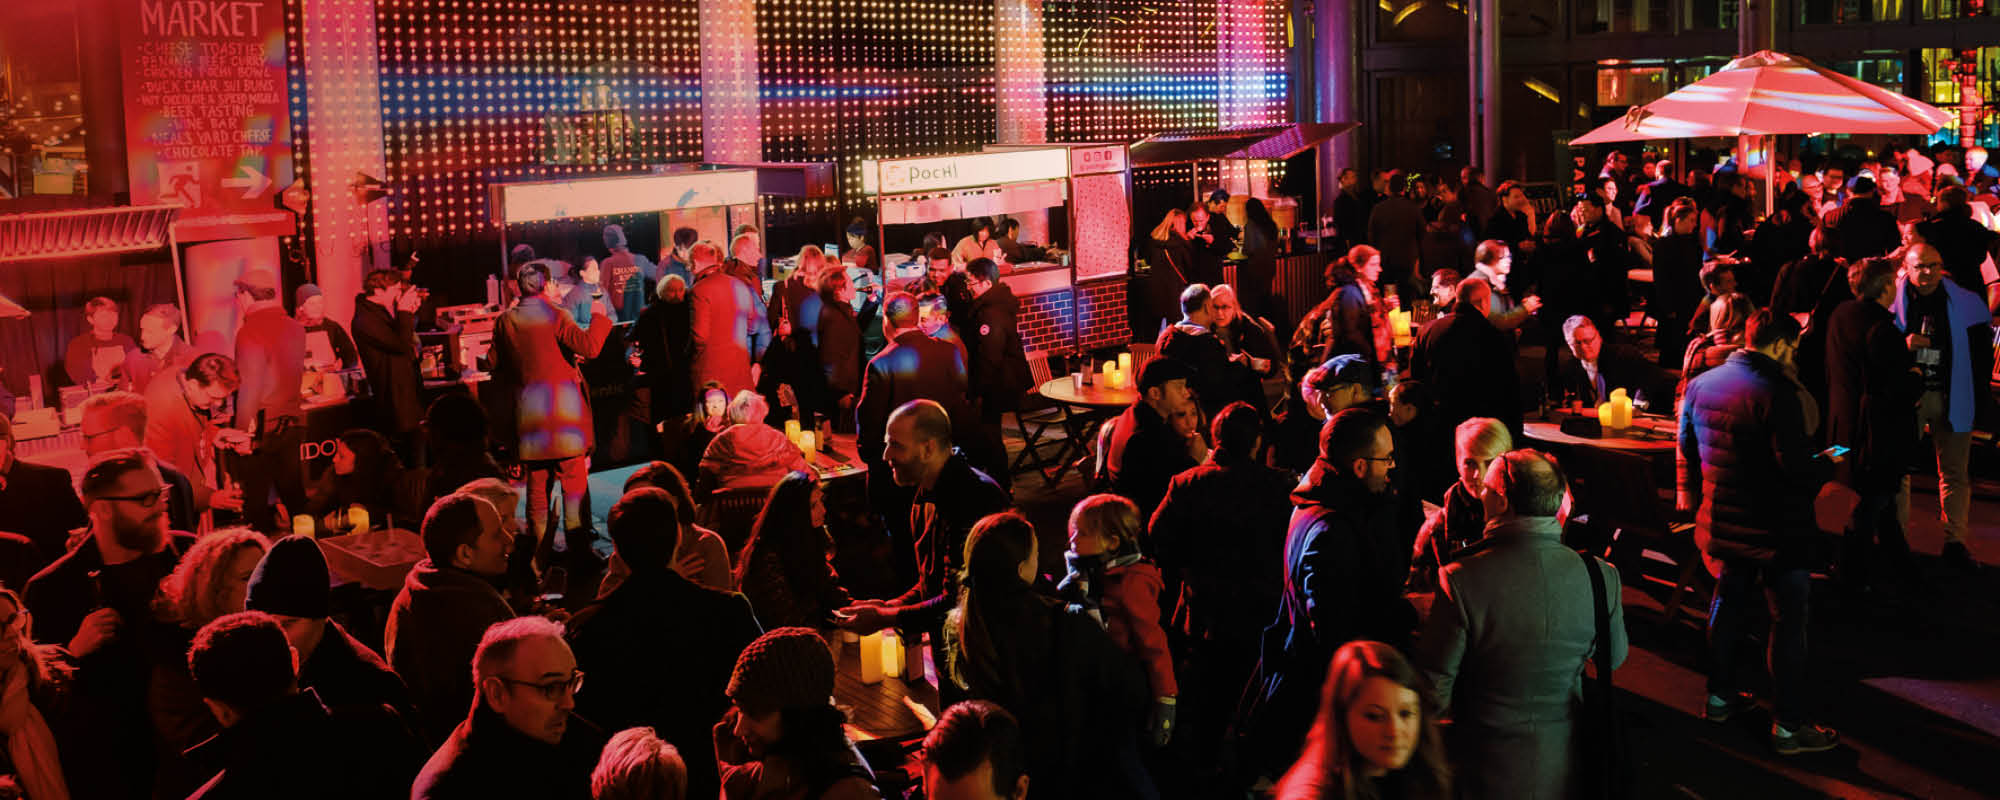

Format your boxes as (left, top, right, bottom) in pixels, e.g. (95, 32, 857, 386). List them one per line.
(1765, 134, 1776, 218)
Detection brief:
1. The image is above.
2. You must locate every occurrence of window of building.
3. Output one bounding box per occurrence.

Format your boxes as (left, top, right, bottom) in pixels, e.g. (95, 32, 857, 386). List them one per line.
(0, 3, 86, 198)
(1574, 0, 1672, 34)
(1798, 0, 1906, 24)
(1597, 65, 1670, 107)
(1377, 0, 1466, 43)
(1920, 0, 1995, 19)
(1682, 0, 1740, 29)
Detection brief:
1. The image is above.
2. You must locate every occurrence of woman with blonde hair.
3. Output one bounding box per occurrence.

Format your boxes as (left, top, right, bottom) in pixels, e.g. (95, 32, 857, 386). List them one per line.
(1145, 207, 1197, 336)
(0, 584, 73, 800)
(593, 726, 687, 800)
(1276, 640, 1451, 800)
(1408, 418, 1513, 591)
(151, 528, 270, 797)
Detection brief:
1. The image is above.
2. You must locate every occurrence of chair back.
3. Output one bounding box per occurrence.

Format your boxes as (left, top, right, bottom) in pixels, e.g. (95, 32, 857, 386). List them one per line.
(1128, 342, 1158, 379)
(1025, 349, 1054, 386)
(699, 485, 770, 564)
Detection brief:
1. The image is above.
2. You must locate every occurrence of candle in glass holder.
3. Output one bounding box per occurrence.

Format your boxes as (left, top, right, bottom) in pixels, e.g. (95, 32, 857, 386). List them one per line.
(1597, 402, 1615, 429)
(783, 418, 801, 443)
(1611, 395, 1633, 429)
(880, 631, 903, 676)
(1389, 309, 1413, 345)
(1118, 352, 1132, 374)
(347, 505, 370, 533)
(858, 632, 884, 684)
(797, 431, 817, 458)
(293, 514, 315, 538)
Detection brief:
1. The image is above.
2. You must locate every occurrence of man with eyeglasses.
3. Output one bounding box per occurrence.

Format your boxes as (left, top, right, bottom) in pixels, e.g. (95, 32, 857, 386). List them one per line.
(1891, 243, 1992, 573)
(183, 611, 420, 799)
(1239, 408, 1413, 779)
(415, 615, 604, 800)
(23, 448, 196, 799)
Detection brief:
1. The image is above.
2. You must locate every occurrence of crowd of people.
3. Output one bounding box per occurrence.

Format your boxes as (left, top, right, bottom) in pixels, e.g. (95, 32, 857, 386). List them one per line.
(1, 138, 1996, 799)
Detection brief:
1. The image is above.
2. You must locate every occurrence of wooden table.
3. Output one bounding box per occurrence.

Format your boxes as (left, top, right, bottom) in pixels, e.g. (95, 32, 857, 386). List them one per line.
(833, 634, 941, 743)
(1522, 412, 1680, 540)
(1038, 376, 1139, 409)
(807, 432, 869, 482)
(1522, 416, 1677, 455)
(1033, 377, 1136, 482)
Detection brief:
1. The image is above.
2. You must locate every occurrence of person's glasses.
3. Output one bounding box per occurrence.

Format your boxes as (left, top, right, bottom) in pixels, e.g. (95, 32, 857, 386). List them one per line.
(1363, 454, 1397, 466)
(99, 486, 168, 507)
(1916, 261, 1944, 271)
(81, 427, 123, 443)
(500, 670, 584, 701)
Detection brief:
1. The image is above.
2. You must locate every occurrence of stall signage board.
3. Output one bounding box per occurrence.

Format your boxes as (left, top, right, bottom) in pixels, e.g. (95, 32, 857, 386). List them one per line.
(864, 149, 1070, 195)
(119, 0, 296, 243)
(1069, 145, 1127, 176)
(495, 170, 759, 224)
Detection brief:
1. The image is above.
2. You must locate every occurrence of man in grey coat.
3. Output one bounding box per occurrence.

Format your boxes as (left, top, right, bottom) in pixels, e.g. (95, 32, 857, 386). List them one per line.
(1415, 449, 1626, 800)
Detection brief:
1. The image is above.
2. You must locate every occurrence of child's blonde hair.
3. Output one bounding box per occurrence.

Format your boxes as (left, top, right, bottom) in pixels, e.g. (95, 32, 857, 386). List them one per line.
(1068, 493, 1145, 556)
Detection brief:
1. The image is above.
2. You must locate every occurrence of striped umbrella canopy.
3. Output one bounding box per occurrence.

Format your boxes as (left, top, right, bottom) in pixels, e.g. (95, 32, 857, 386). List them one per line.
(1571, 50, 1953, 144)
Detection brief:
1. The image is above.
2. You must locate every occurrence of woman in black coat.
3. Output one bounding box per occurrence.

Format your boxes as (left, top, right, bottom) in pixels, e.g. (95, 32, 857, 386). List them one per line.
(1650, 198, 1706, 367)
(1238, 198, 1283, 324)
(1144, 208, 1198, 336)
(814, 270, 879, 433)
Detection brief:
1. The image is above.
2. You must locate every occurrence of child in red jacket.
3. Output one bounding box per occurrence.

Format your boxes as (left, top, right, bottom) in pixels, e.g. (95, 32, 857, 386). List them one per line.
(1057, 493, 1178, 748)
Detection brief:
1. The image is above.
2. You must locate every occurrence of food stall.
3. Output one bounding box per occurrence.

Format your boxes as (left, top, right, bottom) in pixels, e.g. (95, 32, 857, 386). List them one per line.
(700, 161, 840, 273)
(861, 146, 1131, 354)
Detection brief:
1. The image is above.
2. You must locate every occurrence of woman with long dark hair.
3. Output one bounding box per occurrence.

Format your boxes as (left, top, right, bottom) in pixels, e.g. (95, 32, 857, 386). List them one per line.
(714, 627, 880, 800)
(1649, 198, 1705, 367)
(945, 512, 1154, 798)
(1276, 640, 1452, 800)
(1291, 245, 1383, 375)
(1238, 198, 1283, 324)
(306, 428, 420, 529)
(735, 472, 853, 630)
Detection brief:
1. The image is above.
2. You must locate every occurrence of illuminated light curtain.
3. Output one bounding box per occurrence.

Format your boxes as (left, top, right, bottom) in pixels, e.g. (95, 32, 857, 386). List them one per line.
(373, 0, 702, 254)
(704, 0, 761, 162)
(299, 0, 389, 329)
(1043, 0, 1225, 142)
(995, 0, 1049, 145)
(1218, 0, 1291, 194)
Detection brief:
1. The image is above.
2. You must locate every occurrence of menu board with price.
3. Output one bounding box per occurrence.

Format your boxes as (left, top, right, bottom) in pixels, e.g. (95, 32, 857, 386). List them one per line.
(119, 0, 296, 242)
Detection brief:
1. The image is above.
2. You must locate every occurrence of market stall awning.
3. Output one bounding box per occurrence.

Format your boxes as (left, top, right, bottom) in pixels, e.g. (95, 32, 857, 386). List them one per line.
(1571, 50, 1952, 144)
(1130, 122, 1361, 167)
(0, 204, 182, 263)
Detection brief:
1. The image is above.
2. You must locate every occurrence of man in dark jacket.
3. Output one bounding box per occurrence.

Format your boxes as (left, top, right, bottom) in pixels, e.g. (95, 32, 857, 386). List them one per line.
(228, 268, 307, 533)
(962, 258, 1032, 484)
(184, 611, 421, 800)
(632, 275, 695, 454)
(1459, 166, 1498, 238)
(385, 493, 517, 746)
(1915, 185, 2000, 307)
(1824, 257, 1922, 595)
(836, 400, 1007, 709)
(1633, 159, 1690, 226)
(1105, 359, 1202, 521)
(857, 295, 972, 576)
(1155, 283, 1244, 417)
(352, 269, 427, 463)
(1570, 194, 1633, 334)
(1331, 169, 1368, 250)
(1821, 176, 1901, 263)
(1678, 311, 1840, 754)
(414, 616, 605, 800)
(568, 488, 762, 800)
(1242, 408, 1410, 778)
(1369, 174, 1428, 292)
(1148, 403, 1294, 782)
(1409, 277, 1521, 434)
(0, 412, 89, 571)
(24, 449, 196, 799)
(247, 534, 415, 721)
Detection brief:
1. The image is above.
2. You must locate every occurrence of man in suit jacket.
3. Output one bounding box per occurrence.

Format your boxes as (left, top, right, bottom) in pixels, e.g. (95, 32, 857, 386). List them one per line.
(1415, 449, 1626, 798)
(0, 413, 87, 572)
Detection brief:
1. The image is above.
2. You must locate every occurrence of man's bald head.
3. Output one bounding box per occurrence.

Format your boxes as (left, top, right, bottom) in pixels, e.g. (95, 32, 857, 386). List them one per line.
(1455, 276, 1493, 316)
(889, 399, 953, 448)
(1485, 449, 1567, 518)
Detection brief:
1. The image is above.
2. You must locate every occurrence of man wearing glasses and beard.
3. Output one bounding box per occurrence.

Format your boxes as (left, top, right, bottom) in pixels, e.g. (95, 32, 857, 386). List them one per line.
(23, 448, 199, 799)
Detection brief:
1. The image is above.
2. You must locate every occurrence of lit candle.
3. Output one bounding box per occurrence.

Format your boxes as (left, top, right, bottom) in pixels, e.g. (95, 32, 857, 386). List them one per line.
(880, 630, 902, 676)
(858, 632, 884, 684)
(797, 431, 817, 458)
(293, 514, 315, 538)
(1102, 360, 1116, 378)
(347, 505, 370, 533)
(1612, 395, 1633, 429)
(1389, 309, 1413, 346)
(784, 418, 801, 443)
(1118, 352, 1132, 374)
(1598, 402, 1615, 428)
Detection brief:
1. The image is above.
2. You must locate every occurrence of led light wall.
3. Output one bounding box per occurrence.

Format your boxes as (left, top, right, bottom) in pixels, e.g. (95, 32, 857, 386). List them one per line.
(373, 0, 703, 253)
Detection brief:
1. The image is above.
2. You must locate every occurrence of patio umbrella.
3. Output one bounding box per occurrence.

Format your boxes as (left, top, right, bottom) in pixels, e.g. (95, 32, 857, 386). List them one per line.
(1571, 50, 1952, 144)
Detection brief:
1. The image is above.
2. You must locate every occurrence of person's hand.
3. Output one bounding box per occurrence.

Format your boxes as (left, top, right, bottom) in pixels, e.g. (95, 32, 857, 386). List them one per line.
(750, 364, 762, 387)
(210, 485, 245, 513)
(591, 299, 612, 320)
(216, 429, 254, 455)
(1149, 697, 1177, 748)
(674, 545, 708, 582)
(1906, 333, 1931, 351)
(396, 287, 423, 313)
(68, 607, 121, 659)
(831, 603, 893, 634)
(1522, 295, 1544, 313)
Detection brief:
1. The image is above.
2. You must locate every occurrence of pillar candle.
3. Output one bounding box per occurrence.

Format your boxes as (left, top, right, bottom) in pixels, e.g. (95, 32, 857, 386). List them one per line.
(880, 631, 902, 676)
(1612, 396, 1633, 429)
(858, 632, 884, 684)
(1118, 352, 1132, 374)
(798, 431, 817, 458)
(347, 505, 370, 533)
(784, 418, 801, 443)
(1597, 402, 1615, 428)
(293, 514, 315, 538)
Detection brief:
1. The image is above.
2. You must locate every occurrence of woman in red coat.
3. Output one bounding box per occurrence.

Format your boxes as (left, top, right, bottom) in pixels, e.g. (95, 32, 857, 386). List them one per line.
(493, 261, 613, 550)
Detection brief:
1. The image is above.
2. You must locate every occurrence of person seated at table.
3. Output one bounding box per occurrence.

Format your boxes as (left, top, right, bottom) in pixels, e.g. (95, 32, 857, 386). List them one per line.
(568, 488, 762, 800)
(64, 295, 139, 389)
(294, 284, 359, 371)
(591, 727, 688, 800)
(597, 461, 732, 596)
(305, 428, 423, 532)
(149, 527, 271, 798)
(1555, 315, 1673, 408)
(1408, 418, 1512, 591)
(1105, 359, 1203, 522)
(0, 413, 89, 574)
(1681, 292, 1755, 390)
(942, 512, 1154, 796)
(697, 391, 812, 499)
(920, 701, 1029, 800)
(245, 534, 415, 722)
(413, 616, 604, 800)
(713, 627, 880, 800)
(1268, 355, 1380, 476)
(678, 383, 731, 482)
(735, 471, 853, 631)
(386, 492, 517, 748)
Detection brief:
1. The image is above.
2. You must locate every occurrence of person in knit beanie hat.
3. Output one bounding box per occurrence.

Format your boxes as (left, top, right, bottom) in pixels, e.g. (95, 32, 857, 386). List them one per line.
(713, 627, 881, 800)
(248, 534, 415, 720)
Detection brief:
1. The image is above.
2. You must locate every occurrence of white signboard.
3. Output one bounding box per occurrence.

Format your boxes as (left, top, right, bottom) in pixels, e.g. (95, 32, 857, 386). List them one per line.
(1069, 145, 1127, 176)
(863, 149, 1069, 195)
(494, 170, 758, 224)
